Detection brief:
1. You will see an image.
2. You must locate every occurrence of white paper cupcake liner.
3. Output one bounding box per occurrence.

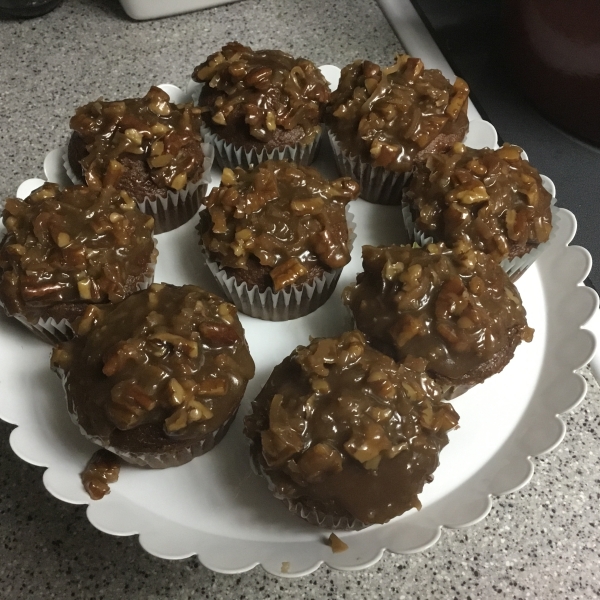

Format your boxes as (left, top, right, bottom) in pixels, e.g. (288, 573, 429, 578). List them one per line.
(198, 206, 356, 321)
(402, 196, 560, 282)
(63, 143, 215, 234)
(62, 140, 84, 186)
(328, 128, 408, 205)
(200, 121, 322, 170)
(249, 447, 368, 531)
(12, 313, 75, 345)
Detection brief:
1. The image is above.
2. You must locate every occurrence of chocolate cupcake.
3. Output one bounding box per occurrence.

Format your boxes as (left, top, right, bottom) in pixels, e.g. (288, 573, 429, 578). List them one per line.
(192, 42, 330, 169)
(67, 86, 214, 233)
(198, 160, 359, 320)
(326, 54, 470, 204)
(51, 283, 255, 469)
(244, 330, 459, 529)
(402, 142, 554, 279)
(343, 243, 534, 398)
(0, 183, 157, 343)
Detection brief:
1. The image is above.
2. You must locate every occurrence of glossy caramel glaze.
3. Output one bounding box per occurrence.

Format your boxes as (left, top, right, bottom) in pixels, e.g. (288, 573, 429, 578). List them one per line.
(52, 284, 255, 465)
(200, 160, 358, 291)
(404, 143, 553, 262)
(193, 42, 330, 150)
(344, 243, 533, 389)
(326, 55, 469, 172)
(0, 183, 157, 324)
(245, 331, 458, 526)
(69, 87, 205, 196)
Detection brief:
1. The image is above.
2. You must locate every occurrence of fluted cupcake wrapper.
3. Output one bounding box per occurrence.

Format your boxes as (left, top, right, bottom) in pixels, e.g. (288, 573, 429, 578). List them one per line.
(199, 121, 322, 170)
(1, 238, 157, 345)
(198, 206, 356, 321)
(248, 448, 368, 531)
(328, 129, 408, 205)
(12, 313, 75, 345)
(62, 145, 83, 187)
(401, 196, 560, 282)
(63, 143, 215, 234)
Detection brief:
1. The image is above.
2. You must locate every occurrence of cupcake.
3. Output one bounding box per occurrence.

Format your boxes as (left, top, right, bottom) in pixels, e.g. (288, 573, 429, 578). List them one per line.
(67, 86, 214, 233)
(191, 41, 330, 169)
(198, 160, 359, 321)
(343, 243, 534, 398)
(326, 54, 470, 204)
(0, 183, 157, 343)
(244, 330, 459, 529)
(402, 142, 554, 280)
(51, 283, 255, 469)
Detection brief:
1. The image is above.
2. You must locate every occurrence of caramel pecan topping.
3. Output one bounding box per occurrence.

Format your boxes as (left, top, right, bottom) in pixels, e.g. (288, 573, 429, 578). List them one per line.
(193, 42, 330, 146)
(244, 331, 458, 525)
(81, 449, 121, 500)
(404, 143, 553, 262)
(0, 183, 157, 320)
(201, 160, 358, 291)
(52, 284, 255, 440)
(70, 87, 204, 193)
(327, 55, 470, 172)
(344, 243, 533, 384)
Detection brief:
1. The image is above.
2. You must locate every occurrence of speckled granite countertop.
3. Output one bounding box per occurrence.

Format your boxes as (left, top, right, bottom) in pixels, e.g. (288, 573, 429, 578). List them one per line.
(0, 1, 599, 597)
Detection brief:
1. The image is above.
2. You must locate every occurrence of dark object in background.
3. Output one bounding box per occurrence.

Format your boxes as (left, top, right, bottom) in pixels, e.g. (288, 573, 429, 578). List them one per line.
(505, 0, 600, 146)
(409, 0, 600, 289)
(0, 0, 62, 18)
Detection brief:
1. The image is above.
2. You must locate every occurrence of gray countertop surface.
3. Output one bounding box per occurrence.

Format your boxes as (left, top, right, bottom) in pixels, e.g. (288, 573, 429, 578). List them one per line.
(1, 1, 599, 598)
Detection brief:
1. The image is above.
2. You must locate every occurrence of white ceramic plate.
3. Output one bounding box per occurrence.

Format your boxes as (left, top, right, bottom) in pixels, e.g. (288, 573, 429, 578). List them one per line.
(1, 71, 597, 578)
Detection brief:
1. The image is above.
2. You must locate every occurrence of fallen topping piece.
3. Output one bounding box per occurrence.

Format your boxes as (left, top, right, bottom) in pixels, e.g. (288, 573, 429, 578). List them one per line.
(81, 449, 121, 500)
(327, 533, 349, 553)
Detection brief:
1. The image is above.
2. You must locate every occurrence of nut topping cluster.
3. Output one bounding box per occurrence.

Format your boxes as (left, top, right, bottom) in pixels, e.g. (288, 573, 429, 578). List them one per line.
(327, 54, 469, 172)
(70, 86, 205, 194)
(52, 284, 255, 450)
(0, 183, 157, 322)
(344, 243, 533, 387)
(193, 42, 330, 147)
(81, 449, 121, 500)
(245, 330, 459, 525)
(201, 160, 359, 291)
(404, 143, 553, 262)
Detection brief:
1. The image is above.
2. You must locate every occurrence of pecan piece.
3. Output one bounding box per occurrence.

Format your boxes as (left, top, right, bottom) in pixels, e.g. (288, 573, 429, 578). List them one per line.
(270, 258, 308, 291)
(81, 449, 121, 501)
(199, 321, 240, 346)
